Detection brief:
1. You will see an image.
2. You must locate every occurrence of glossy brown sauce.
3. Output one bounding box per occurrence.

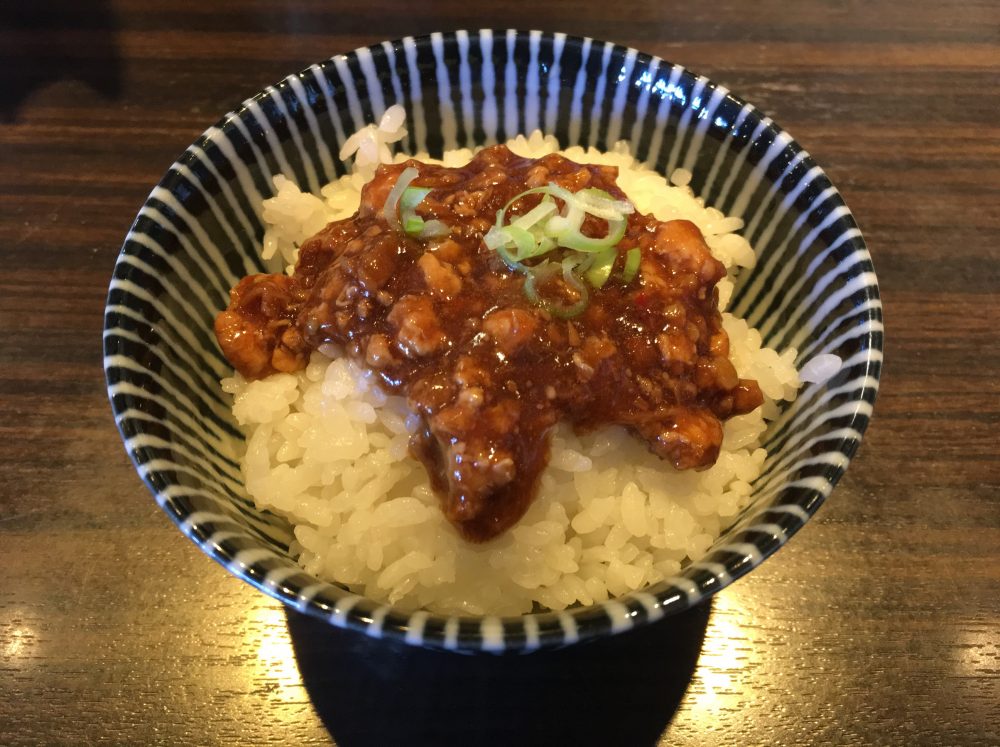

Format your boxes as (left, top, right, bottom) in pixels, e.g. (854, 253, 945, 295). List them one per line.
(215, 146, 763, 541)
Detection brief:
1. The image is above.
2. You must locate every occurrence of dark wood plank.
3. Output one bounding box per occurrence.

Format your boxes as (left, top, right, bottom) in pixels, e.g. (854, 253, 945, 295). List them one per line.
(1, 1, 997, 745)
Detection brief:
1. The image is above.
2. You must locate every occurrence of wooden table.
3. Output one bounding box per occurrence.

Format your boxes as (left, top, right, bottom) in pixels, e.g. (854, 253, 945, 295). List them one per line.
(2, 1, 997, 744)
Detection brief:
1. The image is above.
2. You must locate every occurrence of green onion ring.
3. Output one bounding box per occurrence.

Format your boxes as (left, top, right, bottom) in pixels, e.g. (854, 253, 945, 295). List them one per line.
(522, 261, 589, 319)
(487, 182, 637, 312)
(382, 167, 419, 232)
(583, 246, 618, 288)
(622, 247, 641, 283)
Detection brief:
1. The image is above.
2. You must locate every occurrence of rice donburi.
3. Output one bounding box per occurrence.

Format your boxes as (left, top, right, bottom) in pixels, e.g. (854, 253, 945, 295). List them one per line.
(215, 109, 801, 614)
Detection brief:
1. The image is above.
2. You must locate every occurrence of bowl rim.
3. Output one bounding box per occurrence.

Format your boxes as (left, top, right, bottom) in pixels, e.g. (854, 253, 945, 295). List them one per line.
(104, 28, 882, 653)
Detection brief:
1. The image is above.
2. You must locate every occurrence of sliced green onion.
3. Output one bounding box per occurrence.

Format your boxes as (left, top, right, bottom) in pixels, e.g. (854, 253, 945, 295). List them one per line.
(552, 266, 590, 319)
(521, 261, 554, 301)
(385, 174, 448, 240)
(400, 186, 431, 213)
(522, 262, 589, 319)
(498, 185, 561, 218)
(580, 187, 615, 201)
(541, 183, 633, 221)
(495, 242, 526, 273)
(522, 271, 541, 303)
(484, 225, 507, 251)
(486, 225, 554, 262)
(544, 203, 584, 238)
(382, 167, 419, 232)
(560, 254, 581, 276)
(505, 225, 537, 260)
(584, 246, 617, 288)
(486, 181, 637, 313)
(401, 186, 438, 237)
(518, 233, 555, 260)
(404, 214, 425, 235)
(556, 217, 627, 253)
(622, 247, 641, 283)
(418, 219, 450, 239)
(522, 261, 559, 298)
(512, 198, 557, 230)
(575, 188, 635, 220)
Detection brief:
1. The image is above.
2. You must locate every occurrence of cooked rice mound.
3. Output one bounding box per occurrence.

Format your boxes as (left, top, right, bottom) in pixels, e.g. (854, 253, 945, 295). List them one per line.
(222, 125, 800, 616)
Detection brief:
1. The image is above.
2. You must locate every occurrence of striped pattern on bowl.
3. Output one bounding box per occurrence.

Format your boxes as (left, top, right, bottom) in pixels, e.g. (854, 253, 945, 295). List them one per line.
(104, 29, 882, 653)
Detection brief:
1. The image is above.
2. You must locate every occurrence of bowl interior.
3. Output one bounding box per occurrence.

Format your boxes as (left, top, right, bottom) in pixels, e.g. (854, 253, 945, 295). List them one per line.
(104, 30, 881, 652)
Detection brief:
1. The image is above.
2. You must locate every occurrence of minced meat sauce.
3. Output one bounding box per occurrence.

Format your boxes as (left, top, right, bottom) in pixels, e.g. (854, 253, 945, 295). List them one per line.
(215, 146, 763, 542)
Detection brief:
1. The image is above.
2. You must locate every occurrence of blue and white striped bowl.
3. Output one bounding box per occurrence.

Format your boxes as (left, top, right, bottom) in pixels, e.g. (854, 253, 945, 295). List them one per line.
(104, 30, 882, 653)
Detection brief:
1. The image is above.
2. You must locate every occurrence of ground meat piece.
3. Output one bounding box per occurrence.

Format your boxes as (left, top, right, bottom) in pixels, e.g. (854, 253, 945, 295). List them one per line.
(214, 274, 308, 378)
(635, 406, 726, 470)
(658, 330, 697, 367)
(364, 333, 395, 368)
(418, 252, 462, 298)
(387, 294, 446, 358)
(216, 145, 764, 542)
(482, 308, 539, 356)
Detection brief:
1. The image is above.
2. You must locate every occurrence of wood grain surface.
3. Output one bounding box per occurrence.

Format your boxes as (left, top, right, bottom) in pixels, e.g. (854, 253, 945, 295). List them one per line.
(1, 1, 998, 745)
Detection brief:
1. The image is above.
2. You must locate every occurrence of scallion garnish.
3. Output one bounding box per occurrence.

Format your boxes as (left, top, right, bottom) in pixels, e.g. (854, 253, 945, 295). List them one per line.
(555, 216, 627, 253)
(622, 247, 641, 283)
(382, 167, 419, 233)
(404, 214, 425, 234)
(512, 198, 557, 231)
(417, 219, 450, 239)
(400, 186, 431, 213)
(583, 245, 618, 288)
(485, 182, 639, 314)
(522, 260, 590, 319)
(383, 172, 449, 240)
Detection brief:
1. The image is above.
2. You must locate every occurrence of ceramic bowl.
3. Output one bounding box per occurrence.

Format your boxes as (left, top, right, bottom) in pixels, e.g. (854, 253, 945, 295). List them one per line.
(104, 30, 882, 653)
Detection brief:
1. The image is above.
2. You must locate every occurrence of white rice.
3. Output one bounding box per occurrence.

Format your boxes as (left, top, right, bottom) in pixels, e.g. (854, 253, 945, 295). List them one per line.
(223, 113, 802, 616)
